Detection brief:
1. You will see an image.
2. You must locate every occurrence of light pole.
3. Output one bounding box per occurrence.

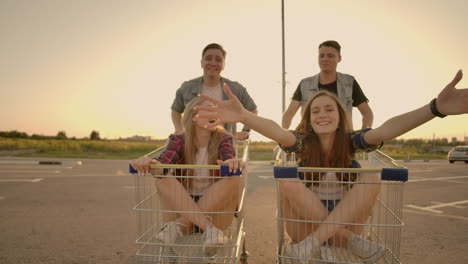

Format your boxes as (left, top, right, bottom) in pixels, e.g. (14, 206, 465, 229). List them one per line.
(281, 0, 286, 113)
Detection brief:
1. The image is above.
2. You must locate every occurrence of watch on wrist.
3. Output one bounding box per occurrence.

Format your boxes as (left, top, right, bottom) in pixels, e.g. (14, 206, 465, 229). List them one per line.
(430, 98, 446, 118)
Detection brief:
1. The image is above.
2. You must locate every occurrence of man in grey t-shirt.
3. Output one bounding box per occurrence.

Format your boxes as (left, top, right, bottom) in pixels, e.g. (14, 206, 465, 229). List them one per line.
(171, 43, 258, 140)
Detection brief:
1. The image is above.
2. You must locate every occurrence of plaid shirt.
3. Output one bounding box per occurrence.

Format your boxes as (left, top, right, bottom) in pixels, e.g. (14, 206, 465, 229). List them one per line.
(156, 133, 235, 164)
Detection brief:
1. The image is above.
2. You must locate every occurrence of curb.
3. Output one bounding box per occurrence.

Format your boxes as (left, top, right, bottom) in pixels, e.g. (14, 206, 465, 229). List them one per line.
(0, 160, 82, 166)
(38, 161, 62, 165)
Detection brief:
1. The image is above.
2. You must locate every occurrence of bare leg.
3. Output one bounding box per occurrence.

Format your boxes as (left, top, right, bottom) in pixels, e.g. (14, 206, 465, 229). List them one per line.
(155, 177, 209, 230)
(195, 176, 240, 230)
(280, 173, 380, 244)
(312, 173, 381, 244)
(279, 179, 328, 242)
(155, 176, 240, 231)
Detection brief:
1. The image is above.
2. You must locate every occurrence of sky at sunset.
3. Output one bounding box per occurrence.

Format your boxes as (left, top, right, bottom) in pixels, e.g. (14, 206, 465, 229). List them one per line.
(1, 0, 467, 142)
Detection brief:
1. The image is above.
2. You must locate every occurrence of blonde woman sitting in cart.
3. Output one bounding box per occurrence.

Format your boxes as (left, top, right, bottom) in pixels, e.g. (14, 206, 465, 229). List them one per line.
(132, 97, 244, 247)
(195, 70, 468, 263)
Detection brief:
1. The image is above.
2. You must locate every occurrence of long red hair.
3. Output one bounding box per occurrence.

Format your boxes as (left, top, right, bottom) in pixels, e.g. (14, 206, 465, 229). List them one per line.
(295, 91, 357, 182)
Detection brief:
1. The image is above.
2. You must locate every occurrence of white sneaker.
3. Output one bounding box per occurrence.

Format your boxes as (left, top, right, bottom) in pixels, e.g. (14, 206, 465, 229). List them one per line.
(204, 224, 228, 246)
(320, 246, 338, 263)
(348, 234, 385, 263)
(284, 236, 320, 264)
(155, 221, 184, 244)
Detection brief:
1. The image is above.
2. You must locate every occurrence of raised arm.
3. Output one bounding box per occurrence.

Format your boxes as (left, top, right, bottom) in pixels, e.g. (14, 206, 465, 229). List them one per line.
(236, 108, 259, 140)
(196, 83, 297, 147)
(282, 100, 301, 129)
(364, 70, 467, 145)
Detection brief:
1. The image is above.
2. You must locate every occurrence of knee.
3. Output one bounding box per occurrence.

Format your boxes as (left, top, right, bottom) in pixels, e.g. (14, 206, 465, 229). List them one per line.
(220, 176, 240, 193)
(358, 173, 381, 194)
(359, 172, 381, 183)
(230, 176, 241, 193)
(279, 180, 302, 197)
(154, 176, 176, 188)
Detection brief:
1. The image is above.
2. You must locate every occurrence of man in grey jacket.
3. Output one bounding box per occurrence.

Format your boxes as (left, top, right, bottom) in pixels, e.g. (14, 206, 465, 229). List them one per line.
(171, 43, 258, 140)
(282, 40, 373, 130)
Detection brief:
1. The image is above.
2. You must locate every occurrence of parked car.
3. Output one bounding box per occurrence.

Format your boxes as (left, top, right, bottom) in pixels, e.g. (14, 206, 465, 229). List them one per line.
(447, 145, 468, 163)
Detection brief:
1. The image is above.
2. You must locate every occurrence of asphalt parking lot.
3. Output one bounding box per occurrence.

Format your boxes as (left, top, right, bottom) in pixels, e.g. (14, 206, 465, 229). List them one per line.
(0, 157, 467, 264)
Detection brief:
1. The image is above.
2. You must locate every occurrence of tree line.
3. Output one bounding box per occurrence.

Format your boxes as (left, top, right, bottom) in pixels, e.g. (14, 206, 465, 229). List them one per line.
(1, 130, 465, 146)
(0, 130, 102, 140)
(385, 137, 465, 147)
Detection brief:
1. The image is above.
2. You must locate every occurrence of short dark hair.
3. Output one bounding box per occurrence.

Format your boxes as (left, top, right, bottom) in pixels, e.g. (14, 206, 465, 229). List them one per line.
(319, 40, 341, 54)
(202, 43, 226, 58)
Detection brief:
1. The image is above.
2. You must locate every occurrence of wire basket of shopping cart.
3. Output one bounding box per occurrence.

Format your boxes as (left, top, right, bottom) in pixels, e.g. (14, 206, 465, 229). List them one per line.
(130, 140, 250, 264)
(275, 150, 407, 264)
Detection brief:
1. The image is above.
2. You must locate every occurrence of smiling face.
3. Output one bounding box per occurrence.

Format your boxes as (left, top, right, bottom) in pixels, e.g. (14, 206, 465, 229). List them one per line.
(309, 95, 340, 135)
(318, 46, 341, 74)
(201, 48, 225, 78)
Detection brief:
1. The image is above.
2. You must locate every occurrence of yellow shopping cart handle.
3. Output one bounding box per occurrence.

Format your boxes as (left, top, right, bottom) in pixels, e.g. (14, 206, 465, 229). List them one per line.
(129, 163, 242, 176)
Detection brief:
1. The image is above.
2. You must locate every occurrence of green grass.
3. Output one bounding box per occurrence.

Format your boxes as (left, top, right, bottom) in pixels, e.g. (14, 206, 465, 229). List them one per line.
(378, 153, 446, 160)
(381, 144, 447, 160)
(0, 137, 449, 161)
(0, 137, 164, 160)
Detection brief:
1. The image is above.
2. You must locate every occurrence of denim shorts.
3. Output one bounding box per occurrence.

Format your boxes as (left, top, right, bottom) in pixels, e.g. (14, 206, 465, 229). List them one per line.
(190, 194, 202, 233)
(191, 194, 202, 203)
(321, 199, 340, 212)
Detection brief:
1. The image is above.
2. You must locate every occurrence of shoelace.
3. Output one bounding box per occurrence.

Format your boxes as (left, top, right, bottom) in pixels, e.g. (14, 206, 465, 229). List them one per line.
(159, 221, 186, 241)
(320, 246, 338, 262)
(174, 222, 185, 238)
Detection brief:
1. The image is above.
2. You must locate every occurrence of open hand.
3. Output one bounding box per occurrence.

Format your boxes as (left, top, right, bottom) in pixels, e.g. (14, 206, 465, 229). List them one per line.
(195, 83, 247, 129)
(437, 70, 468, 116)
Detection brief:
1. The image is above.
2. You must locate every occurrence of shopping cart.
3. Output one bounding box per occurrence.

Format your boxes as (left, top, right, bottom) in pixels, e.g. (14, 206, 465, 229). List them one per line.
(274, 150, 408, 264)
(130, 140, 250, 264)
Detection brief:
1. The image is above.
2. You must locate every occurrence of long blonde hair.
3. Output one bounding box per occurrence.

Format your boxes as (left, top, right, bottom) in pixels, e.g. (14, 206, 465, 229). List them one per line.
(182, 97, 225, 165)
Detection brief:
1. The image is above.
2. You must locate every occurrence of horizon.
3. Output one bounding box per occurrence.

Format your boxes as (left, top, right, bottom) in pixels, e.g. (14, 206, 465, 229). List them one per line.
(1, 1, 467, 142)
(1, 129, 467, 143)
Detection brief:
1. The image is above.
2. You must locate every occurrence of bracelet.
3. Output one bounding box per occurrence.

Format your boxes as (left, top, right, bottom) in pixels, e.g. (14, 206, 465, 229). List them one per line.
(429, 98, 446, 118)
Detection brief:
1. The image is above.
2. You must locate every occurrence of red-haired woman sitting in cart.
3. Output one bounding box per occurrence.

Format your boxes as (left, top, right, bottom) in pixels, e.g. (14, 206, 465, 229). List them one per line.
(196, 70, 467, 263)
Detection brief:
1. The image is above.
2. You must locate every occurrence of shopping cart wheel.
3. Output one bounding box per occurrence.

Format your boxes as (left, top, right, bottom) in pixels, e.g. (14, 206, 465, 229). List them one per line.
(240, 239, 249, 264)
(240, 253, 248, 264)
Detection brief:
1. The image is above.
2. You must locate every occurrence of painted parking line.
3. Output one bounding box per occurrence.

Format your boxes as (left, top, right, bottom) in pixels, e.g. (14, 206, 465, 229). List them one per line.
(405, 200, 468, 214)
(0, 178, 44, 183)
(408, 175, 468, 183)
(0, 160, 61, 165)
(252, 170, 274, 174)
(0, 160, 82, 166)
(258, 175, 273, 179)
(408, 169, 433, 173)
(403, 208, 468, 221)
(0, 170, 61, 173)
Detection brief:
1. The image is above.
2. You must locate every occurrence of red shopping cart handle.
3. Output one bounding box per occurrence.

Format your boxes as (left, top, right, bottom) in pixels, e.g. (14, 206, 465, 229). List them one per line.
(128, 164, 242, 176)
